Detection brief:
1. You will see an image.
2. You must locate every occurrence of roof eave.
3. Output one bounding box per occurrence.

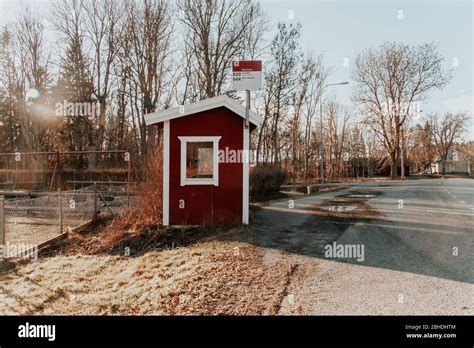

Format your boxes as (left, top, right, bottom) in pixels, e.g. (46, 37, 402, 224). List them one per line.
(145, 96, 261, 127)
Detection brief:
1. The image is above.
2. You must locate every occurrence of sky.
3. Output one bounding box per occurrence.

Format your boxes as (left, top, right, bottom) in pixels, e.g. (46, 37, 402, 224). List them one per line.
(260, 0, 473, 138)
(1, 0, 473, 138)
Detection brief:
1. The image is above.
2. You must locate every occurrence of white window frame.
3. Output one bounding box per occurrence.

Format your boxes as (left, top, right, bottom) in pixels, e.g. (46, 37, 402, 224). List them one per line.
(178, 136, 221, 186)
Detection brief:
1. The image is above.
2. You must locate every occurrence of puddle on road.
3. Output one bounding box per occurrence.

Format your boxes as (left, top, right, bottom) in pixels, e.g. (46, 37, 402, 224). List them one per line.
(347, 194, 377, 198)
(308, 190, 383, 216)
(320, 205, 358, 212)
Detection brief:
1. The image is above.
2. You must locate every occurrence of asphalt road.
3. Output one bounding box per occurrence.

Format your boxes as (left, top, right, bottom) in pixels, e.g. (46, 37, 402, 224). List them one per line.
(243, 177, 474, 314)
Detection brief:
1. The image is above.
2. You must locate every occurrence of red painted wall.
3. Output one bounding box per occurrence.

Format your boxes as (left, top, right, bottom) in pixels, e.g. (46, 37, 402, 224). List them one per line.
(169, 107, 243, 225)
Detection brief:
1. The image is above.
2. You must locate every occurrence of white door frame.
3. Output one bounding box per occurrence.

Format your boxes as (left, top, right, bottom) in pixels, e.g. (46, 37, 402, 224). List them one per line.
(162, 121, 170, 226)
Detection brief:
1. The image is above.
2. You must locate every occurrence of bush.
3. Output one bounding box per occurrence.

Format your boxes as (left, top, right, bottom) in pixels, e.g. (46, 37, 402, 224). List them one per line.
(250, 164, 286, 201)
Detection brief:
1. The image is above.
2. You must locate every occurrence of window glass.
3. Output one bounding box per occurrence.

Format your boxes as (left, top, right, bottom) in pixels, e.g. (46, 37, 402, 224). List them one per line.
(186, 142, 213, 178)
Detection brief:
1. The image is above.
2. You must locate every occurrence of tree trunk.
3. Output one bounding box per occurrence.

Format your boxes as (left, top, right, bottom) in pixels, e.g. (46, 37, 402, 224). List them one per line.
(400, 153, 405, 179)
(390, 157, 397, 179)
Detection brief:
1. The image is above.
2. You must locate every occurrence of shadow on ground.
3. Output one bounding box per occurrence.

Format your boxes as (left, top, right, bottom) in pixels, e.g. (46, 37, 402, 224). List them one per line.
(220, 189, 474, 285)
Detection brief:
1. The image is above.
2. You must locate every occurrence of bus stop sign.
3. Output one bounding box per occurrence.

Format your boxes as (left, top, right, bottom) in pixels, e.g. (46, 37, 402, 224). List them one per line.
(232, 60, 262, 91)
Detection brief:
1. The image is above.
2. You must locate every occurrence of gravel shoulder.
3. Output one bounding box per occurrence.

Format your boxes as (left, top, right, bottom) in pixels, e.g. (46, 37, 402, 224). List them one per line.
(279, 258, 474, 315)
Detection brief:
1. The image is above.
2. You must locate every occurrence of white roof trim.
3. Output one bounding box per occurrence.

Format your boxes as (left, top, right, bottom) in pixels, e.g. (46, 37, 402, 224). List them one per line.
(145, 95, 261, 127)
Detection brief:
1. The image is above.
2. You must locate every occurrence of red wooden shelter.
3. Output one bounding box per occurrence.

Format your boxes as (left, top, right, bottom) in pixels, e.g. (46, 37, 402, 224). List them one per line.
(145, 95, 261, 226)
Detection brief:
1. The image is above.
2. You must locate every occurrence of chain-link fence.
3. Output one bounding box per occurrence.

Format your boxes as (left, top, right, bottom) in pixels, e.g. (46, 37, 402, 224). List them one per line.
(0, 184, 139, 256)
(0, 150, 136, 192)
(1, 187, 95, 247)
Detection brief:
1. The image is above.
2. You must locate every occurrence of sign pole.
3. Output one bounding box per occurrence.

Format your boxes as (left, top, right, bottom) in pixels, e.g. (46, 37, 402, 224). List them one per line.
(231, 60, 261, 226)
(245, 90, 250, 129)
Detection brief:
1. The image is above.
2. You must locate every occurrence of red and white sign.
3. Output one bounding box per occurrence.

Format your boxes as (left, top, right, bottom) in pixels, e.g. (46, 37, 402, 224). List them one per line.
(232, 60, 262, 91)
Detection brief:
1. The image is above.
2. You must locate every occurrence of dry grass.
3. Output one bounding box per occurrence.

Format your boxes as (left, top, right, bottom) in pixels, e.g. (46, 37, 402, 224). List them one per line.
(112, 145, 163, 229)
(0, 240, 303, 315)
(0, 146, 315, 315)
(42, 217, 221, 258)
(135, 146, 163, 226)
(56, 145, 166, 255)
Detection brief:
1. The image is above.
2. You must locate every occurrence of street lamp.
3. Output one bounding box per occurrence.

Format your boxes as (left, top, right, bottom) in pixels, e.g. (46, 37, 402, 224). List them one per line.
(319, 81, 349, 184)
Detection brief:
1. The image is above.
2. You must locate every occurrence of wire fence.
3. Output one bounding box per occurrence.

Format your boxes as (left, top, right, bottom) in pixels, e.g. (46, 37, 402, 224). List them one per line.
(0, 150, 137, 192)
(0, 185, 139, 256)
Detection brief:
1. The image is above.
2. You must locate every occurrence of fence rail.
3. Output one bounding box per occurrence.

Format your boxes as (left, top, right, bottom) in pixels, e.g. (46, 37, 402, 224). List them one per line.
(0, 150, 137, 193)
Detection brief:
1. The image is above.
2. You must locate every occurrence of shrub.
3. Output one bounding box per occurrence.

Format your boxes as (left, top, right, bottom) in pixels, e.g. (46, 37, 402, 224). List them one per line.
(250, 164, 286, 201)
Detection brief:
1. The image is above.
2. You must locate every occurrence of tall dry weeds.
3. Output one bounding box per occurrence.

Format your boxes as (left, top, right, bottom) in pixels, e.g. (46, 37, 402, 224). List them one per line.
(86, 146, 163, 254)
(109, 146, 163, 232)
(136, 146, 163, 225)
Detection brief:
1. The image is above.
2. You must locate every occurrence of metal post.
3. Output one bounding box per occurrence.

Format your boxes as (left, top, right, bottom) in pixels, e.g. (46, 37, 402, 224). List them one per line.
(58, 189, 63, 234)
(319, 89, 324, 184)
(245, 90, 250, 129)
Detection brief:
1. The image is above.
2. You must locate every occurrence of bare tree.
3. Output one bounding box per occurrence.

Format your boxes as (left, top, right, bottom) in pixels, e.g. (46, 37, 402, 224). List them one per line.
(262, 22, 302, 164)
(324, 100, 350, 180)
(426, 112, 470, 175)
(115, 0, 174, 155)
(178, 0, 264, 102)
(51, 0, 96, 153)
(0, 7, 51, 151)
(82, 0, 124, 155)
(301, 56, 328, 180)
(50, 0, 84, 46)
(409, 123, 435, 173)
(352, 42, 451, 178)
(0, 27, 22, 152)
(287, 54, 326, 181)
